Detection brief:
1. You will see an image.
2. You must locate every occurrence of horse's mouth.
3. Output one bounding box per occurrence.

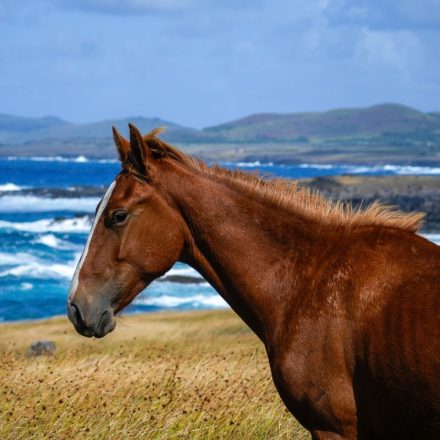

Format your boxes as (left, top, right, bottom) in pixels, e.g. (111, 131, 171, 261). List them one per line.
(93, 310, 117, 338)
(68, 303, 117, 338)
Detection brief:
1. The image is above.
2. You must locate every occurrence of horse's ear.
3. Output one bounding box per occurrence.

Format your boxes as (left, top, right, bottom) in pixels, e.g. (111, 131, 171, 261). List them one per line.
(112, 126, 130, 163)
(128, 123, 148, 177)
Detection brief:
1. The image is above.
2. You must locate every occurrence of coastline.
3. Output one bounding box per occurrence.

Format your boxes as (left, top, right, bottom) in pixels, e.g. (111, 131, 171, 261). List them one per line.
(3, 174, 439, 232)
(300, 174, 440, 232)
(2, 143, 440, 167)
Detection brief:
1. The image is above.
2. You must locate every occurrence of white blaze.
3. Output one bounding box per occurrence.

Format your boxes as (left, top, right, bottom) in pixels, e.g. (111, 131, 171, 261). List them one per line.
(68, 181, 116, 304)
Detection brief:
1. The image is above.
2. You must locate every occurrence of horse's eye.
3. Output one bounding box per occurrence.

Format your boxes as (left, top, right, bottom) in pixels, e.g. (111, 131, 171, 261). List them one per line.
(111, 210, 128, 225)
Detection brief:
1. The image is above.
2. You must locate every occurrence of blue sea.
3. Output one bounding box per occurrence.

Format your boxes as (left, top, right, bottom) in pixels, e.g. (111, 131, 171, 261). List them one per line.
(1, 156, 440, 322)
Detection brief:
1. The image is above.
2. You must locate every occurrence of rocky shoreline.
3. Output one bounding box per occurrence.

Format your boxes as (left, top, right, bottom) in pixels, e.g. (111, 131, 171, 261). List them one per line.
(300, 175, 440, 232)
(3, 174, 440, 232)
(7, 186, 107, 198)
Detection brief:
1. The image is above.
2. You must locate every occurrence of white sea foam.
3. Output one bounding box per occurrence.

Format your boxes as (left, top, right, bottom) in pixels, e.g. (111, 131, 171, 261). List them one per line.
(350, 166, 379, 174)
(0, 252, 38, 265)
(299, 164, 335, 170)
(382, 165, 440, 175)
(161, 266, 203, 279)
(0, 183, 23, 191)
(235, 161, 274, 167)
(97, 159, 118, 164)
(0, 195, 99, 213)
(20, 282, 33, 291)
(299, 164, 383, 173)
(423, 234, 440, 245)
(34, 234, 79, 250)
(0, 251, 80, 279)
(0, 260, 75, 279)
(297, 163, 440, 175)
(0, 216, 91, 233)
(35, 234, 61, 248)
(7, 155, 88, 163)
(6, 156, 118, 164)
(134, 294, 228, 309)
(222, 161, 274, 168)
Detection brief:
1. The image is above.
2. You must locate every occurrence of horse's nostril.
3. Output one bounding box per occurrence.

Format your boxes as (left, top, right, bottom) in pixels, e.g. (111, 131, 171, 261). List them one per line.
(69, 302, 82, 327)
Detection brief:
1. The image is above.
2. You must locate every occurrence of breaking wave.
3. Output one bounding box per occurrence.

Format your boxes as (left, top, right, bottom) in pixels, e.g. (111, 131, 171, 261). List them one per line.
(423, 234, 440, 245)
(0, 216, 91, 233)
(298, 163, 440, 175)
(134, 294, 228, 309)
(34, 234, 80, 250)
(0, 259, 77, 279)
(7, 156, 118, 164)
(0, 183, 24, 191)
(161, 266, 203, 280)
(0, 252, 38, 266)
(0, 196, 99, 213)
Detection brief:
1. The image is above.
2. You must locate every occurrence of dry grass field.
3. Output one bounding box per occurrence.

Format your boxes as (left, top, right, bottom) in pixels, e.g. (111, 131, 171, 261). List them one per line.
(0, 310, 309, 439)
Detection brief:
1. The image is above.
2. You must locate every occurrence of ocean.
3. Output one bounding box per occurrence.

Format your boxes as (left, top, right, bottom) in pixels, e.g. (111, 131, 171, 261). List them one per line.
(1, 156, 439, 322)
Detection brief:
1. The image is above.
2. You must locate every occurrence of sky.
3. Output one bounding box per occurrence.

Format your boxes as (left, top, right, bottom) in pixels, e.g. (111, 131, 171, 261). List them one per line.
(0, 0, 439, 128)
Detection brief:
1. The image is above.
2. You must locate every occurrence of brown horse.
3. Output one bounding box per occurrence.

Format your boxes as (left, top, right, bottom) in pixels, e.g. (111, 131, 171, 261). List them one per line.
(68, 124, 440, 439)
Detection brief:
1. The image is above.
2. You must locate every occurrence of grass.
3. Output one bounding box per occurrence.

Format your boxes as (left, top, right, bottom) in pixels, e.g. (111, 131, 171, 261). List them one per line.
(0, 310, 310, 439)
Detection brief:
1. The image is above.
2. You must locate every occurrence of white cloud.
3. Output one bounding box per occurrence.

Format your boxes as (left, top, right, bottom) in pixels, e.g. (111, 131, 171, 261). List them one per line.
(0, 0, 438, 126)
(58, 0, 195, 14)
(54, 0, 263, 15)
(326, 0, 440, 29)
(356, 28, 422, 78)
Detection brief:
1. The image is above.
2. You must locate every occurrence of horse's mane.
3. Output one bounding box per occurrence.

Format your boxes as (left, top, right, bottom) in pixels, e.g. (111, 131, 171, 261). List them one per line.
(142, 128, 424, 233)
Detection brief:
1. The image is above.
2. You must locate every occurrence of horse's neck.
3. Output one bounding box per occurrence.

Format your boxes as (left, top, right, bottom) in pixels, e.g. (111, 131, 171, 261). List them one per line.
(167, 168, 321, 343)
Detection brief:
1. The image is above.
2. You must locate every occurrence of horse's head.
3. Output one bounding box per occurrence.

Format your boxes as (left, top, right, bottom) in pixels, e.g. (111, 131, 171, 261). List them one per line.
(67, 124, 186, 338)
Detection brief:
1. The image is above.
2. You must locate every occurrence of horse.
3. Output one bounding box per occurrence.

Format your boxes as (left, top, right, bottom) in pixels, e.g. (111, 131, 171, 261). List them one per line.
(67, 124, 440, 439)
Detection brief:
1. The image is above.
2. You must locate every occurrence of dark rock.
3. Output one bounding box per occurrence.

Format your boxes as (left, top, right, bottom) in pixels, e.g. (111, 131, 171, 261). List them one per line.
(28, 340, 56, 357)
(299, 175, 440, 233)
(304, 176, 343, 191)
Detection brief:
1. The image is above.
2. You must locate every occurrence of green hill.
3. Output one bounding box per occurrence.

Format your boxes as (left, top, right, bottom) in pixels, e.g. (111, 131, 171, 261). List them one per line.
(202, 104, 440, 142)
(0, 114, 70, 137)
(0, 103, 439, 162)
(0, 114, 195, 144)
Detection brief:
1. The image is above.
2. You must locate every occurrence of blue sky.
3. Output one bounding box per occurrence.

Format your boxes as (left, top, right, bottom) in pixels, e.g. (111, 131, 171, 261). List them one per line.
(0, 0, 439, 128)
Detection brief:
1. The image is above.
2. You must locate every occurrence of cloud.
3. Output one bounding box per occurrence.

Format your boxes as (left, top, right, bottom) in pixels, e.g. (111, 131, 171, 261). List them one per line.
(0, 0, 42, 22)
(325, 0, 440, 30)
(0, 0, 200, 19)
(56, 0, 195, 14)
(0, 0, 438, 126)
(356, 28, 422, 78)
(53, 0, 263, 15)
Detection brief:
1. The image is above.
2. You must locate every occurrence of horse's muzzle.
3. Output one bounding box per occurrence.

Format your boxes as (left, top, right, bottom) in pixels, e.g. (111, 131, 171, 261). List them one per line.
(68, 301, 116, 338)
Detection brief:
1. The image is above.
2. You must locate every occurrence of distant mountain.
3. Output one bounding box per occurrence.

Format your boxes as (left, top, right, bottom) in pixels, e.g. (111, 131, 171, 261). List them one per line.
(0, 114, 70, 136)
(0, 104, 439, 162)
(0, 114, 196, 144)
(202, 104, 440, 142)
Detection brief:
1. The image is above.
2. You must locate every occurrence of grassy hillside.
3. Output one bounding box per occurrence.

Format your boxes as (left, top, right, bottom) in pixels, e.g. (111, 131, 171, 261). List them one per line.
(0, 114, 69, 136)
(204, 104, 440, 141)
(0, 310, 309, 440)
(1, 103, 439, 162)
(0, 114, 195, 144)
